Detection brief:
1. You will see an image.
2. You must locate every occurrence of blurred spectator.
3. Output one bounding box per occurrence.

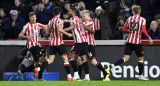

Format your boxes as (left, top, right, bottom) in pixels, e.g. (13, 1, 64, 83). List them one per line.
(119, 0, 136, 19)
(154, 14, 160, 29)
(96, 0, 103, 6)
(0, 0, 13, 16)
(147, 21, 160, 39)
(61, 1, 70, 18)
(36, 0, 54, 39)
(78, 1, 86, 12)
(61, 1, 73, 40)
(93, 6, 102, 40)
(0, 8, 6, 40)
(3, 10, 25, 40)
(136, 0, 153, 29)
(93, 1, 112, 40)
(54, 0, 64, 8)
(36, 0, 54, 24)
(111, 16, 127, 39)
(11, 0, 27, 21)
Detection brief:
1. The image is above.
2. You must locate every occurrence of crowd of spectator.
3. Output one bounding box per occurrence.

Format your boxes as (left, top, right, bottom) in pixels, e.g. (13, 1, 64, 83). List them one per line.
(0, 0, 160, 40)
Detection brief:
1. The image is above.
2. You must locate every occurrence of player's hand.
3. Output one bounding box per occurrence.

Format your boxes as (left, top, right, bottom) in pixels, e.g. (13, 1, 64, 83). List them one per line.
(27, 36, 33, 40)
(71, 23, 76, 27)
(64, 20, 71, 23)
(149, 37, 153, 45)
(43, 25, 48, 30)
(39, 4, 45, 11)
(12, 21, 16, 27)
(67, 33, 73, 37)
(149, 39, 153, 45)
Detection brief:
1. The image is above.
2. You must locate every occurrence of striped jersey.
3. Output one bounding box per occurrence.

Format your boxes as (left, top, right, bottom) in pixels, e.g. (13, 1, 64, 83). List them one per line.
(70, 16, 87, 43)
(93, 18, 101, 30)
(48, 17, 64, 46)
(122, 14, 150, 44)
(22, 22, 44, 49)
(83, 19, 96, 46)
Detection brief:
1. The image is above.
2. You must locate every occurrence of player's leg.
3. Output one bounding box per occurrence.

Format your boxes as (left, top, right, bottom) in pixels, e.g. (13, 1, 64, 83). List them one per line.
(58, 44, 75, 81)
(69, 43, 82, 80)
(135, 44, 149, 80)
(80, 42, 90, 81)
(33, 46, 49, 79)
(17, 63, 26, 80)
(36, 46, 56, 80)
(77, 56, 83, 79)
(110, 43, 132, 75)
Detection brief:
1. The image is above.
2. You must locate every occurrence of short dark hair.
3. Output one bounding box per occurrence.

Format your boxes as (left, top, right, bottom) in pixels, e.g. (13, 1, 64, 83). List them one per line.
(53, 6, 61, 16)
(70, 7, 77, 14)
(63, 1, 70, 5)
(29, 12, 36, 17)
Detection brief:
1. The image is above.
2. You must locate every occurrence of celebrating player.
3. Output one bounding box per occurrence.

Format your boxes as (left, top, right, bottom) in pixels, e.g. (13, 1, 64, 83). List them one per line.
(19, 12, 48, 81)
(46, 7, 75, 81)
(77, 10, 110, 81)
(110, 5, 153, 81)
(64, 7, 90, 81)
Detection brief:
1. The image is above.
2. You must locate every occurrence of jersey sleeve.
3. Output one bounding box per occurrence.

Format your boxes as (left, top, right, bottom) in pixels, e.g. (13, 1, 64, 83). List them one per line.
(37, 23, 44, 29)
(122, 18, 129, 34)
(70, 17, 76, 25)
(142, 19, 150, 39)
(22, 23, 29, 33)
(59, 19, 63, 26)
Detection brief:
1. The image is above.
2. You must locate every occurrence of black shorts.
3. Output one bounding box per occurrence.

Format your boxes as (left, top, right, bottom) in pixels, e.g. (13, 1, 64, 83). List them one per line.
(88, 45, 96, 59)
(49, 44, 67, 56)
(70, 42, 88, 56)
(29, 45, 42, 61)
(124, 43, 144, 57)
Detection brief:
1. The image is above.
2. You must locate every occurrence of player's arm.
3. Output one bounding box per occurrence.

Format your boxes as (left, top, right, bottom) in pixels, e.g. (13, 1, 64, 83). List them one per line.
(58, 24, 72, 37)
(122, 19, 129, 34)
(83, 24, 95, 34)
(19, 31, 32, 40)
(64, 23, 76, 32)
(142, 24, 153, 45)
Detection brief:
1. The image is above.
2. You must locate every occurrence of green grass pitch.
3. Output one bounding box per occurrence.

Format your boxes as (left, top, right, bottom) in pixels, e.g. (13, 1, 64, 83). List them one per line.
(0, 81, 160, 86)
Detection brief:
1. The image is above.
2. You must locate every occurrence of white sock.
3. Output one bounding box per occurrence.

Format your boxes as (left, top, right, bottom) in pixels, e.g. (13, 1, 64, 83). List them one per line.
(67, 74, 72, 78)
(85, 74, 90, 79)
(74, 72, 79, 76)
(37, 67, 41, 71)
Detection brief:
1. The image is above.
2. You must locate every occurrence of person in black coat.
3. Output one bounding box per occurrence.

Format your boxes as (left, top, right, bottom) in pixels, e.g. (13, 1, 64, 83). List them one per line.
(3, 10, 25, 40)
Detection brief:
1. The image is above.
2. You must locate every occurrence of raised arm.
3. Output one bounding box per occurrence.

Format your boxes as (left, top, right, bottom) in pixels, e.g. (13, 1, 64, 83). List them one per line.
(64, 23, 76, 32)
(83, 24, 95, 34)
(58, 24, 72, 37)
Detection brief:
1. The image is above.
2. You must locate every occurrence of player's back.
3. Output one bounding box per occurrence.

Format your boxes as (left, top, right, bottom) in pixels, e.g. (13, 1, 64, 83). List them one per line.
(48, 17, 64, 46)
(70, 16, 87, 43)
(125, 14, 146, 44)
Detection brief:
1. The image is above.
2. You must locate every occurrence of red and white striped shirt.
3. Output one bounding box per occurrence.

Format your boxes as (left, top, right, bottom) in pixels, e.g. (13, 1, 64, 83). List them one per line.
(70, 16, 87, 43)
(48, 17, 64, 46)
(122, 14, 150, 44)
(93, 18, 101, 30)
(83, 19, 96, 46)
(22, 22, 44, 48)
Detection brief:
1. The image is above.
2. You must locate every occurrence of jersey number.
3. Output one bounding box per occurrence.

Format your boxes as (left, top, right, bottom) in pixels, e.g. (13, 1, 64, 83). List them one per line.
(130, 22, 139, 31)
